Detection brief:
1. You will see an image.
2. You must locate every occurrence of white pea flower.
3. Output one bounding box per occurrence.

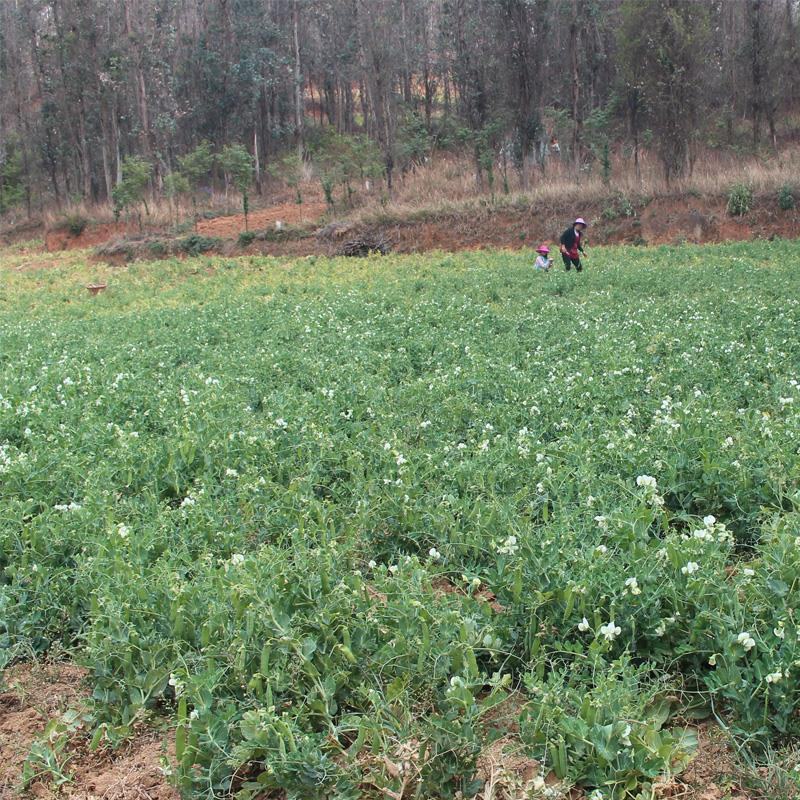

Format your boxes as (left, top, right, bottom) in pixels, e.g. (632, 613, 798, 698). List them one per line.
(654, 621, 666, 637)
(703, 514, 716, 528)
(428, 547, 442, 561)
(620, 724, 632, 748)
(737, 631, 756, 651)
(600, 621, 621, 641)
(230, 553, 245, 566)
(594, 515, 608, 530)
(578, 617, 591, 632)
(742, 568, 755, 577)
(774, 623, 785, 639)
(595, 544, 608, 555)
(368, 560, 377, 569)
(388, 564, 398, 574)
(681, 561, 700, 575)
(225, 468, 239, 478)
(497, 535, 519, 555)
(708, 654, 717, 666)
(636, 475, 657, 490)
(766, 671, 784, 684)
(54, 501, 82, 512)
(117, 524, 129, 539)
(624, 577, 641, 595)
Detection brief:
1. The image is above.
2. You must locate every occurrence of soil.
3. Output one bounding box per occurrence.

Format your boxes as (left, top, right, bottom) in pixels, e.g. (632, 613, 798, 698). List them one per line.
(367, 194, 800, 255)
(44, 224, 133, 253)
(196, 200, 328, 238)
(0, 666, 776, 800)
(679, 725, 749, 800)
(0, 662, 178, 800)
(13, 191, 800, 264)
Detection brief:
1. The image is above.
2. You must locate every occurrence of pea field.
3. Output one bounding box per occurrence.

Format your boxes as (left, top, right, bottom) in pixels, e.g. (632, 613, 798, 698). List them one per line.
(1, 241, 800, 800)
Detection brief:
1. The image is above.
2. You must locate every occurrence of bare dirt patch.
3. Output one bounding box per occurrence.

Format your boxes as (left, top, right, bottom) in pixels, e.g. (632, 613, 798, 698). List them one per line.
(65, 734, 178, 800)
(0, 663, 177, 800)
(196, 200, 327, 238)
(45, 224, 132, 253)
(430, 577, 505, 614)
(652, 724, 753, 800)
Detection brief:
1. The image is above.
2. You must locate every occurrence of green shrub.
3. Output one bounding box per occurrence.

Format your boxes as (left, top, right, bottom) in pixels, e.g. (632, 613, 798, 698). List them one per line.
(63, 214, 88, 237)
(238, 231, 256, 247)
(778, 184, 795, 211)
(727, 183, 753, 216)
(600, 204, 619, 222)
(112, 156, 153, 223)
(146, 239, 167, 257)
(178, 234, 221, 256)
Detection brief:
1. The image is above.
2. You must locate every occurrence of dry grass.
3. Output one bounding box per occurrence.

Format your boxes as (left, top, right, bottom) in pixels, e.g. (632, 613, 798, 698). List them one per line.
(41, 196, 217, 231)
(358, 145, 800, 226)
(4, 144, 798, 239)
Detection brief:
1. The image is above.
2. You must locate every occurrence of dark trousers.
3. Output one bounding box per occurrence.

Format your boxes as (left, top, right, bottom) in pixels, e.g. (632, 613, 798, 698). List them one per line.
(562, 253, 582, 271)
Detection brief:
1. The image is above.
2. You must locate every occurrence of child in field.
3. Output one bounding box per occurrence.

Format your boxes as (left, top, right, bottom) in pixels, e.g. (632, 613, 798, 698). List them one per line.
(534, 245, 553, 271)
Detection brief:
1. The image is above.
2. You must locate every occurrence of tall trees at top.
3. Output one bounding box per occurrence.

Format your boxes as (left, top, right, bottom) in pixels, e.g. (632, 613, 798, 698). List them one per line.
(618, 0, 709, 184)
(1, 0, 799, 212)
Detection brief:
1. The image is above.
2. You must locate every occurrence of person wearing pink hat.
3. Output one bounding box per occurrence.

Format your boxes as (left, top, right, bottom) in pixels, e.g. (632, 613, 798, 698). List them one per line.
(533, 244, 553, 272)
(559, 217, 588, 271)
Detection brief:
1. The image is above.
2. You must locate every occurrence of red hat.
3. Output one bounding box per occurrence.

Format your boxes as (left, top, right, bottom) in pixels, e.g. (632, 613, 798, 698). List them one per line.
(536, 245, 550, 254)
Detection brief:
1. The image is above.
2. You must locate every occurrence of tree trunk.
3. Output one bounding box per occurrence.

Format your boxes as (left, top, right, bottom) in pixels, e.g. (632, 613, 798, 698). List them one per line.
(423, 64, 434, 129)
(293, 0, 304, 160)
(77, 96, 92, 200)
(124, 3, 152, 157)
(400, 0, 413, 104)
(570, 0, 582, 177)
(253, 128, 262, 194)
(751, 0, 762, 149)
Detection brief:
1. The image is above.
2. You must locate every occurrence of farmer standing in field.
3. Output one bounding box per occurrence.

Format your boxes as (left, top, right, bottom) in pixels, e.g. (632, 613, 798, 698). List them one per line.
(560, 217, 587, 272)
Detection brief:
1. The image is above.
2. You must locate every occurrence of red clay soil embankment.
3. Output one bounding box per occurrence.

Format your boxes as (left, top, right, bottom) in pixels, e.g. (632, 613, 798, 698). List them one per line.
(10, 191, 800, 261)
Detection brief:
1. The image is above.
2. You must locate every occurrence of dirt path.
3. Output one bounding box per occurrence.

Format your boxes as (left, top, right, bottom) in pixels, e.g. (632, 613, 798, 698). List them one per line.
(0, 663, 177, 799)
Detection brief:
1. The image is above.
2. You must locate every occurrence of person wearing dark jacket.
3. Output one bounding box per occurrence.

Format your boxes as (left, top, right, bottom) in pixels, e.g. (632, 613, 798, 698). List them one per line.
(559, 217, 587, 271)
